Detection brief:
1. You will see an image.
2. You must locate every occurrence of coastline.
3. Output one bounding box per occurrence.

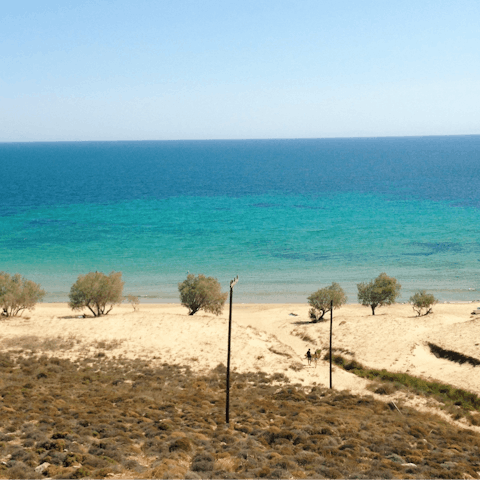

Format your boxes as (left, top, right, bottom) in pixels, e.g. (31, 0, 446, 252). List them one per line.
(4, 138, 480, 313)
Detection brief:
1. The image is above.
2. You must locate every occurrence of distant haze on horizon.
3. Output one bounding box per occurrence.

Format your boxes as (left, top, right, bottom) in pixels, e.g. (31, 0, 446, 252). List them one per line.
(1, 0, 479, 142)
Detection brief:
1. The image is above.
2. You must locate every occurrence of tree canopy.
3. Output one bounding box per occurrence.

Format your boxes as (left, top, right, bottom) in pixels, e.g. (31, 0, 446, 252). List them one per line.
(69, 271, 124, 317)
(357, 273, 401, 315)
(307, 282, 347, 322)
(0, 272, 46, 317)
(178, 274, 228, 316)
(410, 290, 437, 316)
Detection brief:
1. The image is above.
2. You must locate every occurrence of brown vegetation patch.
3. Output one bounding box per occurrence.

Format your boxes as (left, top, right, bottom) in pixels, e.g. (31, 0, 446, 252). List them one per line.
(1, 350, 480, 478)
(0, 335, 79, 353)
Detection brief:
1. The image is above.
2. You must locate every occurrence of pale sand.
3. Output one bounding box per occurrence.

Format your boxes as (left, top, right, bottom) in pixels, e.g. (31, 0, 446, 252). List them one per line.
(1, 302, 479, 400)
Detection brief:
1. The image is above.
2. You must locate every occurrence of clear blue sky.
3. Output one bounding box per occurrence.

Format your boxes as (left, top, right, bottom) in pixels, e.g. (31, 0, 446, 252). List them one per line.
(1, 0, 479, 141)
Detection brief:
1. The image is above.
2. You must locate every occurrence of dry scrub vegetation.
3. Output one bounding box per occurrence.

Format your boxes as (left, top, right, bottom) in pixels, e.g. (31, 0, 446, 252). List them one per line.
(1, 347, 480, 479)
(328, 353, 480, 427)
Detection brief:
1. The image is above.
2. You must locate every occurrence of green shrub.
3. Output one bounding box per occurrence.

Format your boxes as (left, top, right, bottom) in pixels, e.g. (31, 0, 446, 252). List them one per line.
(357, 273, 401, 315)
(69, 271, 124, 316)
(178, 274, 228, 315)
(330, 353, 480, 418)
(307, 282, 347, 322)
(410, 290, 437, 316)
(0, 272, 46, 317)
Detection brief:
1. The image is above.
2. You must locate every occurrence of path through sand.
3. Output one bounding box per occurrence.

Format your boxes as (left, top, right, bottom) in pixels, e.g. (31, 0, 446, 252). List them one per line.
(1, 302, 480, 399)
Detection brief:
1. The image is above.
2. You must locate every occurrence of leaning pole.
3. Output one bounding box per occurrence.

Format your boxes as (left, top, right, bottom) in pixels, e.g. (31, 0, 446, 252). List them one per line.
(226, 275, 238, 424)
(329, 299, 333, 389)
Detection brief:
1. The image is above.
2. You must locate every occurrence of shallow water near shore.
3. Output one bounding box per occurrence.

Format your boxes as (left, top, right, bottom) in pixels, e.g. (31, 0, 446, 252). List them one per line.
(1, 136, 480, 302)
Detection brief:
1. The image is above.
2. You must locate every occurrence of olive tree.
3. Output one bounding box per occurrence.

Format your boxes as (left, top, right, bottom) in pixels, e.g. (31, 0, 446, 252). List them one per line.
(69, 271, 124, 317)
(0, 272, 46, 317)
(307, 282, 347, 322)
(357, 272, 401, 315)
(410, 290, 437, 316)
(178, 273, 228, 316)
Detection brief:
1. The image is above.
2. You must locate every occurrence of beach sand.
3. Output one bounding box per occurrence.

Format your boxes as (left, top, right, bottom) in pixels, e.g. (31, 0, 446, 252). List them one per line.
(2, 301, 479, 399)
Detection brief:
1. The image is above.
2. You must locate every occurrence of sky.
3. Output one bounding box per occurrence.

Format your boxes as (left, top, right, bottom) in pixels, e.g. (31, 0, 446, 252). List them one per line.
(1, 0, 479, 142)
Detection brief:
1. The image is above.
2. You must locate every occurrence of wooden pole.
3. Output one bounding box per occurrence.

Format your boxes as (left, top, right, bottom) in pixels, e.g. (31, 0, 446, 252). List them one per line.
(329, 299, 333, 389)
(226, 276, 238, 424)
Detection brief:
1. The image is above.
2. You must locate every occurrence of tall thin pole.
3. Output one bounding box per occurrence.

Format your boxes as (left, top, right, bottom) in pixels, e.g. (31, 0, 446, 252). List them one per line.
(329, 299, 333, 389)
(226, 275, 238, 424)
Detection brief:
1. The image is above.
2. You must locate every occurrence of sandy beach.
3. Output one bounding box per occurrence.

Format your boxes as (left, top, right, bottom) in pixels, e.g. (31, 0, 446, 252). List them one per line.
(2, 301, 479, 398)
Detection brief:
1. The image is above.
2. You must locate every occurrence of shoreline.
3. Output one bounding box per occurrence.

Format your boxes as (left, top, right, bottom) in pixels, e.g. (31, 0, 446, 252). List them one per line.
(38, 299, 480, 306)
(39, 282, 480, 305)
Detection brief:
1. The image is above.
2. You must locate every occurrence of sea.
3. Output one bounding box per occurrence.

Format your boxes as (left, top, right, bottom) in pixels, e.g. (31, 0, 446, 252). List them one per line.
(1, 136, 479, 304)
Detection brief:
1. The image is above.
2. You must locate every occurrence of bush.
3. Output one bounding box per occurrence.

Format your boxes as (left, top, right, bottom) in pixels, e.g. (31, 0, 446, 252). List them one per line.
(191, 453, 215, 472)
(125, 294, 139, 312)
(357, 273, 401, 315)
(307, 282, 347, 322)
(410, 290, 437, 316)
(178, 274, 228, 315)
(0, 272, 46, 317)
(169, 437, 192, 452)
(69, 272, 124, 317)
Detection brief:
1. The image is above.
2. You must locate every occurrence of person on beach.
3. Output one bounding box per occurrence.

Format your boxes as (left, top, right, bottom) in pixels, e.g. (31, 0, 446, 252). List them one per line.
(306, 348, 311, 365)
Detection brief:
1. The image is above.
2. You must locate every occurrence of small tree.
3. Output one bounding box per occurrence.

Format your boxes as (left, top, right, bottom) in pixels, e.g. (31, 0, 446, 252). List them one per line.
(0, 272, 46, 317)
(308, 282, 347, 322)
(410, 290, 437, 316)
(126, 294, 140, 312)
(69, 271, 124, 317)
(357, 272, 401, 315)
(178, 273, 228, 316)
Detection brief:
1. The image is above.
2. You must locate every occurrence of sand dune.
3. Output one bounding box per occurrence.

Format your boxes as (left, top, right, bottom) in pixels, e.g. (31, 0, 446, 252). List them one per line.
(1, 302, 479, 399)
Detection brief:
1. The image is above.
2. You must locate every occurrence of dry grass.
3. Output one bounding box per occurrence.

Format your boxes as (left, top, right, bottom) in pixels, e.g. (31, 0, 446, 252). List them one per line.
(93, 339, 124, 351)
(1, 349, 480, 479)
(291, 328, 317, 344)
(0, 335, 79, 353)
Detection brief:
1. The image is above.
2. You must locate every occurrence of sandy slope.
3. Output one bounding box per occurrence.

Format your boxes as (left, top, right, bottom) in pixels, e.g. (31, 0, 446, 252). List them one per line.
(1, 302, 480, 400)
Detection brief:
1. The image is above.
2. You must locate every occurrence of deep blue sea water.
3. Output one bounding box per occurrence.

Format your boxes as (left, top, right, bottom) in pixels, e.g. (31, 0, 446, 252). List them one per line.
(1, 136, 480, 303)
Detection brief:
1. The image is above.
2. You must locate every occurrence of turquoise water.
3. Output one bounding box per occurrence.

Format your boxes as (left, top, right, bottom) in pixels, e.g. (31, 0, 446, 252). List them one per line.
(1, 137, 479, 302)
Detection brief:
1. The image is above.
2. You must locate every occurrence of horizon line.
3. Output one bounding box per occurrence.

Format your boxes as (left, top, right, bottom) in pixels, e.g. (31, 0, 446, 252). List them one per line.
(1, 133, 479, 144)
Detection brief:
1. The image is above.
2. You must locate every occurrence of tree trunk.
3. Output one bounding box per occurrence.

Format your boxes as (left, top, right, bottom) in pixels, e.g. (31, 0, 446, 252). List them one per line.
(371, 305, 376, 315)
